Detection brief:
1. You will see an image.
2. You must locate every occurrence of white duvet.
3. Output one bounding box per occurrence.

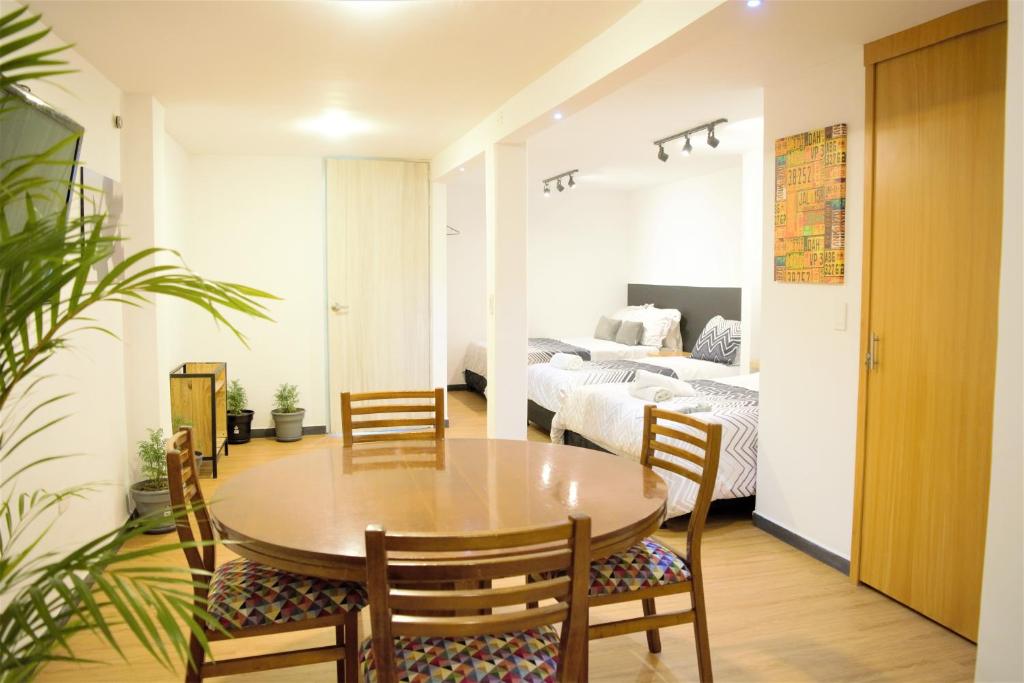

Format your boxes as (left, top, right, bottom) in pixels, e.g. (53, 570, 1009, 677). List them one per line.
(551, 374, 759, 517)
(527, 355, 743, 413)
(463, 337, 659, 380)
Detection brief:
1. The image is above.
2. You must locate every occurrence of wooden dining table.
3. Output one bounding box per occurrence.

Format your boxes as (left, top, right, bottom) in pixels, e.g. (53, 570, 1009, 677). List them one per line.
(210, 438, 668, 581)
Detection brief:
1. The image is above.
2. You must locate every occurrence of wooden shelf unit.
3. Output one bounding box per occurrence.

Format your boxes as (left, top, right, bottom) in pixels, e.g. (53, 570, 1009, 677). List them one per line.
(169, 362, 228, 478)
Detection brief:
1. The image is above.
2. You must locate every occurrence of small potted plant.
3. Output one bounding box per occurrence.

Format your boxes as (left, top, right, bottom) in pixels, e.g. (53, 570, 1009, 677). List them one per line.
(271, 383, 304, 442)
(128, 428, 175, 534)
(226, 379, 254, 444)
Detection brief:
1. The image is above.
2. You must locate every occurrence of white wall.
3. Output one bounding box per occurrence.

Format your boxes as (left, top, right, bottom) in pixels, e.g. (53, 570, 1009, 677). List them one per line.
(446, 182, 486, 384)
(755, 49, 865, 559)
(527, 184, 632, 337)
(975, 2, 1023, 679)
(3, 21, 132, 554)
(165, 156, 327, 431)
(626, 165, 743, 288)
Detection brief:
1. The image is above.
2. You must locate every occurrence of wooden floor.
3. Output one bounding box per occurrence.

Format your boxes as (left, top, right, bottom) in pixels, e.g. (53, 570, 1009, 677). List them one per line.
(41, 390, 976, 682)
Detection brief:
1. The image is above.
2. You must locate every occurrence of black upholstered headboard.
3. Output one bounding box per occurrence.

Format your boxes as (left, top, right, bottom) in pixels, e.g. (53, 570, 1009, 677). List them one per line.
(627, 284, 742, 352)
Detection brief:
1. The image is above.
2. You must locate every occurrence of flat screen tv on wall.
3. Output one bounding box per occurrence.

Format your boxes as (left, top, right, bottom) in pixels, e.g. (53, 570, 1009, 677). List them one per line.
(0, 83, 84, 234)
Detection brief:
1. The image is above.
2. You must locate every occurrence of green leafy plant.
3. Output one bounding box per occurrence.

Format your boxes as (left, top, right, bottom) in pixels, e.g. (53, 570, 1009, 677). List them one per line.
(135, 428, 167, 490)
(0, 8, 278, 681)
(226, 380, 247, 415)
(272, 383, 300, 413)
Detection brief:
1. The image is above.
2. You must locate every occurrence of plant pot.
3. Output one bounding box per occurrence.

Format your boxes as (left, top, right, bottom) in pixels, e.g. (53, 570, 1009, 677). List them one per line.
(227, 409, 255, 444)
(272, 408, 305, 442)
(129, 481, 175, 534)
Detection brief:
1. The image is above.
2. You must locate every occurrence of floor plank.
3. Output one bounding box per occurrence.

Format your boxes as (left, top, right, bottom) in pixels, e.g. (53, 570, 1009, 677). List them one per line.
(39, 390, 975, 682)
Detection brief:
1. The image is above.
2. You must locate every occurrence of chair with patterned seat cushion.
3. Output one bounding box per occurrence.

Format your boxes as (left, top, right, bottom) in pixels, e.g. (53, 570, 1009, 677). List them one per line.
(586, 406, 722, 683)
(361, 515, 591, 683)
(165, 427, 368, 682)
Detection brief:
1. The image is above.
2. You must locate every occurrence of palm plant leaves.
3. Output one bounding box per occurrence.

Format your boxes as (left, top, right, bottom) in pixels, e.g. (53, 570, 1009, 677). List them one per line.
(1, 7, 278, 680)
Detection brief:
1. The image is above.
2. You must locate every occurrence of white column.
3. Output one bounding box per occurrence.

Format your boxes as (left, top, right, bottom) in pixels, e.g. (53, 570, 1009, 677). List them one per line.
(485, 144, 528, 439)
(120, 94, 168, 449)
(740, 121, 764, 372)
(429, 180, 449, 416)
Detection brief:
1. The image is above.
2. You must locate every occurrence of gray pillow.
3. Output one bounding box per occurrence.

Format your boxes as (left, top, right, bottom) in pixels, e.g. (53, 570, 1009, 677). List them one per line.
(615, 320, 644, 346)
(594, 316, 621, 341)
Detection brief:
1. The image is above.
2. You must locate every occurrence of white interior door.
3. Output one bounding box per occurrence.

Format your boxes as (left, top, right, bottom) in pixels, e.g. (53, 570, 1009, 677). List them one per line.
(326, 159, 431, 432)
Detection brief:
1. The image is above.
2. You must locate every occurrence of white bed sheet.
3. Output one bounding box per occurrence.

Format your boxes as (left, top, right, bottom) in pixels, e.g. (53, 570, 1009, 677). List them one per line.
(463, 337, 659, 381)
(528, 356, 742, 414)
(551, 378, 759, 517)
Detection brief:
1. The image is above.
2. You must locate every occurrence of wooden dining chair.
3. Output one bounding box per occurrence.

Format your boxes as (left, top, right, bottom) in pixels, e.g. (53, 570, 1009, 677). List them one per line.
(586, 406, 722, 682)
(165, 427, 368, 682)
(362, 515, 592, 683)
(340, 388, 445, 447)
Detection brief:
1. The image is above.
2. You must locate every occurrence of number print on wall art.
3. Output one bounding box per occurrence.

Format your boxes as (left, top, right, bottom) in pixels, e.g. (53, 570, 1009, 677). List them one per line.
(774, 123, 847, 284)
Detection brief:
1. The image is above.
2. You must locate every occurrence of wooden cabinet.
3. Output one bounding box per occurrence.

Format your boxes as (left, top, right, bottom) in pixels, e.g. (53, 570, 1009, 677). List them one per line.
(170, 362, 228, 478)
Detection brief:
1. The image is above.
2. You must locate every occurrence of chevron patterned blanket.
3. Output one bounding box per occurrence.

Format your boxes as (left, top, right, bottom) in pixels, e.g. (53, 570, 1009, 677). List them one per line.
(526, 338, 592, 364)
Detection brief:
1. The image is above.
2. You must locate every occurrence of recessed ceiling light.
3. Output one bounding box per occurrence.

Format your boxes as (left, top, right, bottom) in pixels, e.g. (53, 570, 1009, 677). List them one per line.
(458, 166, 465, 173)
(553, 111, 564, 120)
(746, 0, 762, 7)
(296, 108, 372, 139)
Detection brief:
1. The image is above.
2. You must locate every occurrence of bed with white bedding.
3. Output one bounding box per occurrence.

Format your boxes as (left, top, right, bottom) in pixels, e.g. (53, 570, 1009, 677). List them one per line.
(550, 374, 759, 518)
(527, 355, 743, 414)
(463, 337, 659, 393)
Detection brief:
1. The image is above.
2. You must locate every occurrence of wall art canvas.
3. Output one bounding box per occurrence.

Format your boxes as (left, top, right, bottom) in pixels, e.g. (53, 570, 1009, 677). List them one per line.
(774, 123, 847, 284)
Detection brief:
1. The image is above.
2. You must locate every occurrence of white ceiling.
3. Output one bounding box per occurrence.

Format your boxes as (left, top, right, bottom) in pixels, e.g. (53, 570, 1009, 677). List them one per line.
(487, 0, 978, 193)
(32, 0, 636, 158)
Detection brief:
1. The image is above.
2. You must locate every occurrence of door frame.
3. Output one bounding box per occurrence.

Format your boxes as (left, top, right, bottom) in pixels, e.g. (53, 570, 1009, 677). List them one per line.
(849, 0, 1009, 583)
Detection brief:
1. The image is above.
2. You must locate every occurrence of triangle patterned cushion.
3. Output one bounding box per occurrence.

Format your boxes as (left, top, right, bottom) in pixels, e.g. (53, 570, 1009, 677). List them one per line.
(208, 557, 367, 630)
(590, 537, 691, 596)
(359, 626, 560, 682)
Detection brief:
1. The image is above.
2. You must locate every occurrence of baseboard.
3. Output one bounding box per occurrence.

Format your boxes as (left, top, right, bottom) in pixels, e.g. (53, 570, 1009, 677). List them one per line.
(250, 425, 328, 438)
(752, 512, 850, 575)
(447, 384, 469, 391)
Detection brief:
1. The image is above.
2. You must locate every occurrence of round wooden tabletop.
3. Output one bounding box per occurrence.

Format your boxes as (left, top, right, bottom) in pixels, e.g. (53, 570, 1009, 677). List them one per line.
(210, 438, 668, 581)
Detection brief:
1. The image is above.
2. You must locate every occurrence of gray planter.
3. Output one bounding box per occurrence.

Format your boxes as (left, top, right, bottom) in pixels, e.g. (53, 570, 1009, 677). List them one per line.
(129, 481, 175, 534)
(272, 408, 305, 442)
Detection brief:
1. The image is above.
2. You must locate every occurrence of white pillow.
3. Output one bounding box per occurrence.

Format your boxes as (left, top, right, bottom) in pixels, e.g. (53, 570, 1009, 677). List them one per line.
(641, 318, 672, 347)
(611, 305, 680, 347)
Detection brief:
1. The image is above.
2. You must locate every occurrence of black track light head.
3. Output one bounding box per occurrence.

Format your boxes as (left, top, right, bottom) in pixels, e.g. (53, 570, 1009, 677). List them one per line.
(682, 136, 693, 156)
(567, 174, 576, 189)
(657, 145, 669, 162)
(707, 125, 720, 149)
(557, 178, 565, 192)
(543, 183, 551, 197)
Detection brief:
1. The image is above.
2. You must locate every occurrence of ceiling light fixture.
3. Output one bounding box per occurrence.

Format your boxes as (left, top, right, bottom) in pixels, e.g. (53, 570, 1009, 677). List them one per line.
(296, 108, 373, 139)
(746, 0, 762, 7)
(541, 169, 579, 197)
(652, 117, 727, 162)
(553, 111, 564, 120)
(458, 166, 465, 173)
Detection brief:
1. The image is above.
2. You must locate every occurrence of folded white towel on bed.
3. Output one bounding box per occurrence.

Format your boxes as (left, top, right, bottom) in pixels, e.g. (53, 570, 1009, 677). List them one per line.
(550, 353, 584, 370)
(633, 369, 698, 396)
(628, 385, 673, 403)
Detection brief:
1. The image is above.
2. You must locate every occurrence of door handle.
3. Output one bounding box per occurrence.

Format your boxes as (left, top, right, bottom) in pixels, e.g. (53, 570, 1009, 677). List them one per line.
(331, 303, 349, 314)
(865, 333, 880, 371)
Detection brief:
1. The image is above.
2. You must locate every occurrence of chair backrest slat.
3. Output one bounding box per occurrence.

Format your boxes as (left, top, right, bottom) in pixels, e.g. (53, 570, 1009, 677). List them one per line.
(165, 427, 215, 576)
(640, 405, 722, 566)
(341, 388, 445, 446)
(365, 515, 590, 683)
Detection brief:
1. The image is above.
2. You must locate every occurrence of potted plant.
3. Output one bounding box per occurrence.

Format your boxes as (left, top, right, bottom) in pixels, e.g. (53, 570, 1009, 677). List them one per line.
(226, 379, 254, 444)
(128, 428, 175, 534)
(272, 383, 304, 442)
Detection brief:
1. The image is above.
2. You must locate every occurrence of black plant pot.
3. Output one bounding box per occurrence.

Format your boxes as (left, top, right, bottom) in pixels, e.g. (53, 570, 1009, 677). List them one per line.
(227, 409, 254, 444)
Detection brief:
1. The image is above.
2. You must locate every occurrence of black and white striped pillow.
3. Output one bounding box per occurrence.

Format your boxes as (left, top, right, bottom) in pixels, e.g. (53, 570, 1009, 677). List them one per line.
(691, 316, 741, 365)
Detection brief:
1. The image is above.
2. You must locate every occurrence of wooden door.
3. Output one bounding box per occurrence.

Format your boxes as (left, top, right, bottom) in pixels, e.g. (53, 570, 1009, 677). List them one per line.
(856, 3, 1006, 641)
(326, 159, 431, 433)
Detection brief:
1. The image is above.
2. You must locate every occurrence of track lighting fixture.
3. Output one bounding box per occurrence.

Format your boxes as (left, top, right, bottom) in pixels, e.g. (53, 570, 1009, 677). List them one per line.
(652, 118, 727, 162)
(540, 169, 579, 197)
(707, 125, 720, 148)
